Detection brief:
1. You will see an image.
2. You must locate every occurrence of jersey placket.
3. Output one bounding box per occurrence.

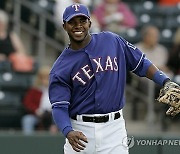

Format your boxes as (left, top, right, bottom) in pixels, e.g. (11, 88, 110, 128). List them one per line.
(86, 51, 103, 112)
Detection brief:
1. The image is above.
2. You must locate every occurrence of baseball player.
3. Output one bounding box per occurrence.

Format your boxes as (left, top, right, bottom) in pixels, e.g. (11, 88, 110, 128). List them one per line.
(49, 4, 180, 154)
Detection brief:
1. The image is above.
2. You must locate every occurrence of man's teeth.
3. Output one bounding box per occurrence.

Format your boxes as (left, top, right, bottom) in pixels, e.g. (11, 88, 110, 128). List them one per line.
(74, 32, 82, 35)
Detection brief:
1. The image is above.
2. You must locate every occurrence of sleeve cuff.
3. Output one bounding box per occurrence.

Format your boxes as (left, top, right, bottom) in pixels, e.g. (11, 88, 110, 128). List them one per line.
(153, 70, 170, 86)
(63, 126, 73, 137)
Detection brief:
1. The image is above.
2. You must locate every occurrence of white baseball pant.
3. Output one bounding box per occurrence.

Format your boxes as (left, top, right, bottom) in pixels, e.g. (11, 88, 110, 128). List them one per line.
(64, 110, 129, 154)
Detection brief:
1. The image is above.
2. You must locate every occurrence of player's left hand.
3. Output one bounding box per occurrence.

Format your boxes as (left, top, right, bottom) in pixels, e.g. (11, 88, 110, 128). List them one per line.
(157, 81, 180, 116)
(66, 130, 88, 152)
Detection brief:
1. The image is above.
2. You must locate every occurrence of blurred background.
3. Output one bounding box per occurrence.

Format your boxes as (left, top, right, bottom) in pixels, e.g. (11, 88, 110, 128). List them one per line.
(0, 0, 179, 154)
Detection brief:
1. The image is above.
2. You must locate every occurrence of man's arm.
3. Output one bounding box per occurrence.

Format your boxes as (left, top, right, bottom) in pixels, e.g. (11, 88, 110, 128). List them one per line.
(146, 64, 170, 86)
(146, 64, 158, 80)
(49, 73, 88, 152)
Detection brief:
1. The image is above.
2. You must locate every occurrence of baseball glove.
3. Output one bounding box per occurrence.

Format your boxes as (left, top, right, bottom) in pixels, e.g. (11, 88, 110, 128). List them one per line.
(157, 81, 180, 116)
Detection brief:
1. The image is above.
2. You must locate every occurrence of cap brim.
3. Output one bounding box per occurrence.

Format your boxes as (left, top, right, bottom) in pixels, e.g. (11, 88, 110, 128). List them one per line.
(65, 13, 90, 22)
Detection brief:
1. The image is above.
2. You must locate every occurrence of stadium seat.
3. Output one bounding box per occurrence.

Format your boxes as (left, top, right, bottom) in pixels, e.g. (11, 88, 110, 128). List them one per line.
(0, 61, 12, 72)
(121, 28, 141, 44)
(0, 90, 24, 128)
(0, 110, 23, 128)
(134, 2, 168, 29)
(0, 90, 22, 107)
(159, 28, 175, 49)
(133, 1, 159, 16)
(0, 72, 32, 91)
(166, 15, 180, 29)
(137, 12, 166, 29)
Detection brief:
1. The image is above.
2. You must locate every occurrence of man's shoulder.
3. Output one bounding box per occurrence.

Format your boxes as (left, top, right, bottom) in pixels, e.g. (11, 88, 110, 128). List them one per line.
(92, 31, 118, 37)
(50, 50, 68, 74)
(91, 31, 119, 43)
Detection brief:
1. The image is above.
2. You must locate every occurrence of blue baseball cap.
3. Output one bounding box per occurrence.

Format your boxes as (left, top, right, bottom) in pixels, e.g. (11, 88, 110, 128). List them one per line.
(63, 4, 90, 22)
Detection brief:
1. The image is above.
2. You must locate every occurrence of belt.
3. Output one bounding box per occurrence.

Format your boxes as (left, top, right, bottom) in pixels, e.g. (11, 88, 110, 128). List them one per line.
(71, 111, 121, 123)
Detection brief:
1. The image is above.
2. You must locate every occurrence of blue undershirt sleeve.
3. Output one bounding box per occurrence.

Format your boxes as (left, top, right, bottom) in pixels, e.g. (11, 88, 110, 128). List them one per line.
(52, 106, 73, 137)
(152, 70, 170, 86)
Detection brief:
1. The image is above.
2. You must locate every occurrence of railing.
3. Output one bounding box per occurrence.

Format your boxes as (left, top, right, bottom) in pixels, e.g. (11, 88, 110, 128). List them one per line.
(126, 76, 156, 129)
(11, 0, 64, 65)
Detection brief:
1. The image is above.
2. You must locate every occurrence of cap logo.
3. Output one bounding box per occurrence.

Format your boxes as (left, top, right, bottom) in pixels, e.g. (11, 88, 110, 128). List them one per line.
(72, 4, 80, 11)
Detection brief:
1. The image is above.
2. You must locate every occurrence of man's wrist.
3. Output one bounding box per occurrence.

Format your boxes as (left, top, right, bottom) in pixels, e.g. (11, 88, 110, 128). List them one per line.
(153, 70, 170, 86)
(63, 126, 73, 137)
(163, 78, 171, 86)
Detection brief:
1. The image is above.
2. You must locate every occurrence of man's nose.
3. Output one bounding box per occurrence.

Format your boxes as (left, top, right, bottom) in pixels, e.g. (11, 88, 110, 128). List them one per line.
(74, 21, 82, 27)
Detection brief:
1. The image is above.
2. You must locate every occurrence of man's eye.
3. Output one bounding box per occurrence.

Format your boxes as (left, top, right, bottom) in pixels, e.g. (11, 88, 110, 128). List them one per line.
(80, 20, 87, 23)
(68, 21, 73, 24)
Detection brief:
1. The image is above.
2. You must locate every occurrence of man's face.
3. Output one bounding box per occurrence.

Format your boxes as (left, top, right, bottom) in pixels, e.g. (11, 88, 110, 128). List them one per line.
(63, 16, 91, 43)
(0, 20, 7, 32)
(144, 27, 159, 47)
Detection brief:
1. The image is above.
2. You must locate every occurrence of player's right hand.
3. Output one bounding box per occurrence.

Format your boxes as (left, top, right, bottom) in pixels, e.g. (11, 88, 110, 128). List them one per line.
(66, 130, 88, 152)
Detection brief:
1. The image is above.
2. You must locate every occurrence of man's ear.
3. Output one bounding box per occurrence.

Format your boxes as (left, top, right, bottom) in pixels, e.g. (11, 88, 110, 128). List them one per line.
(89, 20, 92, 28)
(63, 23, 66, 31)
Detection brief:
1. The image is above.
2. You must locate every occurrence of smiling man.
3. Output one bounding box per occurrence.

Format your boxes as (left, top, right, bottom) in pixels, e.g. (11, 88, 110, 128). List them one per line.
(63, 4, 91, 47)
(49, 4, 180, 154)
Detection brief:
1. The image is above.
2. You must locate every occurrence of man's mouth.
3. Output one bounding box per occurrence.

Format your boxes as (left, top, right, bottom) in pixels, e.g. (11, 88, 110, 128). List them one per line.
(73, 31, 83, 36)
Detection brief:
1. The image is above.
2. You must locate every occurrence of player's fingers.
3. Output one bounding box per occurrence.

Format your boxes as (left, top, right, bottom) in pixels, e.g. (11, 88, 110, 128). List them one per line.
(78, 132, 88, 143)
(69, 141, 81, 152)
(166, 106, 175, 116)
(71, 139, 85, 152)
(170, 108, 180, 116)
(72, 145, 81, 152)
(75, 138, 86, 148)
(75, 140, 86, 150)
(166, 106, 180, 116)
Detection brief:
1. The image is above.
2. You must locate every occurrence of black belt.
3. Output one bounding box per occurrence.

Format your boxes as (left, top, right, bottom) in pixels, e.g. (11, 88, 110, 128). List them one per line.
(71, 111, 121, 123)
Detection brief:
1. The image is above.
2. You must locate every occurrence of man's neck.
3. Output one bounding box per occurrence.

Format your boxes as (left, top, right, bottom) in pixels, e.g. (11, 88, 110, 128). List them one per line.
(70, 34, 91, 50)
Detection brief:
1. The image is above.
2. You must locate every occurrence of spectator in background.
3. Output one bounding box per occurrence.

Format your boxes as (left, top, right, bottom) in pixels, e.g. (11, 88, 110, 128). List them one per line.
(21, 66, 58, 135)
(135, 25, 173, 97)
(167, 27, 180, 82)
(0, 9, 26, 62)
(130, 25, 171, 121)
(92, 0, 137, 34)
(136, 25, 170, 73)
